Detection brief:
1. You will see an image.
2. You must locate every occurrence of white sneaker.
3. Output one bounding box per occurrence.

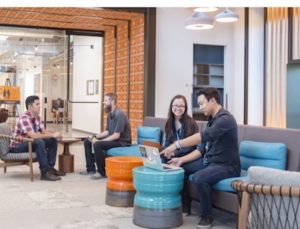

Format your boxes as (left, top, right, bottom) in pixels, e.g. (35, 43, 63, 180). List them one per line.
(90, 173, 106, 180)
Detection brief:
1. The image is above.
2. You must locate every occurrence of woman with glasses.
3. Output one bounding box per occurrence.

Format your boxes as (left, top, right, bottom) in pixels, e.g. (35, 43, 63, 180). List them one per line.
(162, 94, 199, 213)
(162, 94, 199, 163)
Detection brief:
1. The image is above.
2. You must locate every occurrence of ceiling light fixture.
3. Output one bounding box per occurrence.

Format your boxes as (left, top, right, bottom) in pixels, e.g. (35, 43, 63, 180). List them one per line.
(185, 12, 214, 30)
(194, 7, 218, 13)
(185, 7, 239, 30)
(215, 8, 239, 23)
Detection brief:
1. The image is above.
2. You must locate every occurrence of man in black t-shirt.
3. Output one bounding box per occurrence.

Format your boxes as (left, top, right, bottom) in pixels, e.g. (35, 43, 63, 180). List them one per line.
(80, 93, 131, 179)
(162, 88, 241, 229)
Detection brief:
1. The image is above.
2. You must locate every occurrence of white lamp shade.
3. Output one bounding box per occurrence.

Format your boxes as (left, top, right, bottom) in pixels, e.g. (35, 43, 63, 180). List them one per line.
(215, 9, 239, 23)
(194, 7, 218, 13)
(185, 12, 214, 30)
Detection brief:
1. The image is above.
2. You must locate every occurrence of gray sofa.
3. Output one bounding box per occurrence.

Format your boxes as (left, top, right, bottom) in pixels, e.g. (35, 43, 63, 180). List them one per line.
(143, 116, 300, 214)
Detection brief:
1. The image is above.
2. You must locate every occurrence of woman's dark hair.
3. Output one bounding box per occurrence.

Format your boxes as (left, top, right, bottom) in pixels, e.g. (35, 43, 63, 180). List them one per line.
(197, 87, 221, 104)
(25, 95, 39, 110)
(165, 95, 195, 138)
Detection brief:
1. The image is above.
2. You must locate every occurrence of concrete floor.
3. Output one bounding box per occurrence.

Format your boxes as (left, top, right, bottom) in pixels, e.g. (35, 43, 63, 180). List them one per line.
(0, 124, 237, 229)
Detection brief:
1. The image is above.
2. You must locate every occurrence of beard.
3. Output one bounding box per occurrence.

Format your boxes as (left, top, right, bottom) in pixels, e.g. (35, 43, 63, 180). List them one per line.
(104, 104, 112, 113)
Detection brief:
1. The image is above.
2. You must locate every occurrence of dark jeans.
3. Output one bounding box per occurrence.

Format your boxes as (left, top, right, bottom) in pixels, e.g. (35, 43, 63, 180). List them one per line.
(182, 157, 240, 218)
(83, 139, 122, 176)
(13, 138, 58, 174)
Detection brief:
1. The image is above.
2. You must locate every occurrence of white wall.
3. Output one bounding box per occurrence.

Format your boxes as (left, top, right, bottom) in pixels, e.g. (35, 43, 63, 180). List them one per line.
(248, 8, 264, 126)
(155, 8, 246, 124)
(22, 58, 43, 114)
(155, 8, 265, 125)
(72, 36, 103, 134)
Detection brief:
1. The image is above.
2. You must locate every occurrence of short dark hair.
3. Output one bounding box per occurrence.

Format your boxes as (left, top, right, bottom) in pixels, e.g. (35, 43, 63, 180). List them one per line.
(197, 87, 221, 104)
(25, 95, 39, 110)
(105, 92, 117, 104)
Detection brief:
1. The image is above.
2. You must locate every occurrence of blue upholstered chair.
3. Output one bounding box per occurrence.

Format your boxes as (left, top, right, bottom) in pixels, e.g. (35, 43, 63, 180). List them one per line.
(106, 126, 161, 157)
(189, 140, 287, 192)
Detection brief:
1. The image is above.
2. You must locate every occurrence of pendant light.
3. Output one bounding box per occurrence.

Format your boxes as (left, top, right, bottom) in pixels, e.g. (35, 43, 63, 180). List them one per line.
(185, 12, 214, 30)
(215, 8, 239, 23)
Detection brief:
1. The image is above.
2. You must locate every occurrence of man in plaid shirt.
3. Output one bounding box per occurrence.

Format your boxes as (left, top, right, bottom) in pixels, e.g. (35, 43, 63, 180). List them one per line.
(10, 95, 65, 181)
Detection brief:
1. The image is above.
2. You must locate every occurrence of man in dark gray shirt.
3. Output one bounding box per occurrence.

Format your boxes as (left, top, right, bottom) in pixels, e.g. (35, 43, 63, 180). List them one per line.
(162, 88, 240, 229)
(80, 92, 131, 179)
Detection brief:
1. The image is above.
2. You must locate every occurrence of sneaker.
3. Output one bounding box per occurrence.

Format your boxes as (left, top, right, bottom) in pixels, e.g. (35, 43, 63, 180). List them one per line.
(49, 168, 66, 176)
(41, 171, 61, 181)
(196, 216, 214, 229)
(90, 173, 106, 180)
(79, 171, 96, 175)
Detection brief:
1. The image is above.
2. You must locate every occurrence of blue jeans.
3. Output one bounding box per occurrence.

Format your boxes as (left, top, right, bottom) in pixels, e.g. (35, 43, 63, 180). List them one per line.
(182, 157, 240, 218)
(12, 138, 58, 174)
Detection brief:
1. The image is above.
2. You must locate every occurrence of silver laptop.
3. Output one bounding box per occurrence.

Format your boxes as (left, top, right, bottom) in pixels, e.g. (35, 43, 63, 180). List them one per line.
(139, 145, 182, 171)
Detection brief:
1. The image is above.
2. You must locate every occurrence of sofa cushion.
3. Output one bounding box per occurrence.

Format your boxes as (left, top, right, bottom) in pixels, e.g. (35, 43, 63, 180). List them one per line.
(137, 126, 161, 145)
(106, 126, 161, 157)
(189, 169, 248, 192)
(106, 145, 141, 157)
(213, 169, 248, 192)
(248, 166, 300, 186)
(240, 140, 287, 171)
(189, 142, 286, 193)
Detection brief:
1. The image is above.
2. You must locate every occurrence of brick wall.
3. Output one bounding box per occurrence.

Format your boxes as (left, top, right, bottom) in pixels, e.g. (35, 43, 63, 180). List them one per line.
(103, 15, 145, 142)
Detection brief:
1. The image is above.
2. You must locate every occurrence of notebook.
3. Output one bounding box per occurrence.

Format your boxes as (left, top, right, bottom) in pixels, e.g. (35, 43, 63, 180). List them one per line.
(139, 145, 182, 171)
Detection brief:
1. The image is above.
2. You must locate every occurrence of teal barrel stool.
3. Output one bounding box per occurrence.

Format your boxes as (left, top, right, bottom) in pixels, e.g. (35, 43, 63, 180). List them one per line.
(133, 166, 184, 228)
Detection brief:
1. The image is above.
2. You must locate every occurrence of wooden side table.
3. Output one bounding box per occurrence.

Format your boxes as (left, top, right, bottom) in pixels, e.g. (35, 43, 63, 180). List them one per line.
(58, 138, 81, 173)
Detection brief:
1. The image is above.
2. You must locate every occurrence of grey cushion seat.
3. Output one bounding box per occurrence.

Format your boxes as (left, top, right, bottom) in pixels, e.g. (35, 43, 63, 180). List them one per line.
(2, 152, 37, 161)
(0, 122, 37, 181)
(0, 123, 37, 159)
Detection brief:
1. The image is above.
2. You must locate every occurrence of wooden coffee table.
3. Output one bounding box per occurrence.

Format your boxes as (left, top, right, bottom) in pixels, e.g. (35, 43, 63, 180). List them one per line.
(58, 137, 81, 173)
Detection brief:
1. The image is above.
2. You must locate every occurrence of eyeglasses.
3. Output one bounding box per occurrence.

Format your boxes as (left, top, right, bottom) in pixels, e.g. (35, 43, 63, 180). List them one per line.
(172, 104, 185, 109)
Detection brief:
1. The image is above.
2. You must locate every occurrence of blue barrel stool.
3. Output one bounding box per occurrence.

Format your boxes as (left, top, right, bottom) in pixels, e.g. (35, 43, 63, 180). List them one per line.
(133, 166, 184, 228)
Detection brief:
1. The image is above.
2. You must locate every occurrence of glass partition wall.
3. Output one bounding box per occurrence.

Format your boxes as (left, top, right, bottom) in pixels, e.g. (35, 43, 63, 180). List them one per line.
(0, 26, 104, 134)
(0, 26, 67, 126)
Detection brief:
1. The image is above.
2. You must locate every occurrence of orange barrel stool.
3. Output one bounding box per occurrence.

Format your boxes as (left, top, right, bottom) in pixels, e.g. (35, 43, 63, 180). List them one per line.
(105, 156, 143, 207)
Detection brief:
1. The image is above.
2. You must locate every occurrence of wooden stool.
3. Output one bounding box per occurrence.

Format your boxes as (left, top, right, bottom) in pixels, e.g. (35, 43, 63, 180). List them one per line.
(105, 156, 143, 207)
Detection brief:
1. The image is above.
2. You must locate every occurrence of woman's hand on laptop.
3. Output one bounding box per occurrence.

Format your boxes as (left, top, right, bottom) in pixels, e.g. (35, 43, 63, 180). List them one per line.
(160, 144, 176, 159)
(168, 157, 183, 167)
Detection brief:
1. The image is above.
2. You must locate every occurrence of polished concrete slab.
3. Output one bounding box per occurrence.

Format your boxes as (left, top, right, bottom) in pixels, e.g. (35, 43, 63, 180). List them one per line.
(0, 124, 237, 229)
